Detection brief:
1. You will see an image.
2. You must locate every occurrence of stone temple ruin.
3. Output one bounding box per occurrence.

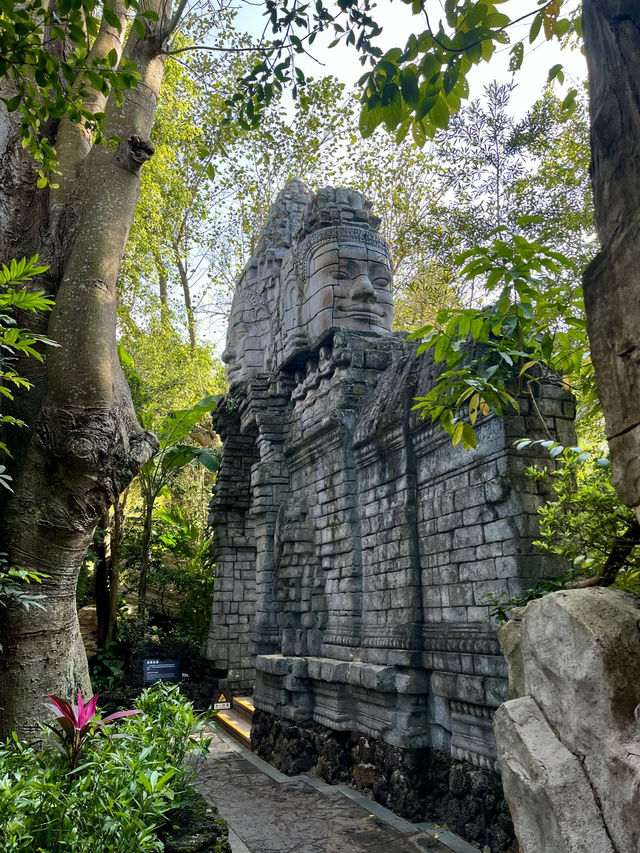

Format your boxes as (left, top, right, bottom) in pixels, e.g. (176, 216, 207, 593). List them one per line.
(205, 180, 575, 850)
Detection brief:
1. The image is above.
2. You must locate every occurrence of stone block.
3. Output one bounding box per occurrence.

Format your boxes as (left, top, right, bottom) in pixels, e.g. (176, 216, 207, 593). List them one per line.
(483, 519, 513, 543)
(459, 560, 496, 582)
(432, 671, 484, 704)
(452, 525, 485, 549)
(449, 546, 477, 564)
(453, 486, 486, 511)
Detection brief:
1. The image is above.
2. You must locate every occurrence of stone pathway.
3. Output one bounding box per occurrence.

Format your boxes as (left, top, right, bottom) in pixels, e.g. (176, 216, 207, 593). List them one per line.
(195, 727, 480, 853)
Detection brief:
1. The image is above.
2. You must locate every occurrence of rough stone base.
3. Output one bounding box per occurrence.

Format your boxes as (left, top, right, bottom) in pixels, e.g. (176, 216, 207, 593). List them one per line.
(251, 709, 514, 852)
(163, 787, 231, 853)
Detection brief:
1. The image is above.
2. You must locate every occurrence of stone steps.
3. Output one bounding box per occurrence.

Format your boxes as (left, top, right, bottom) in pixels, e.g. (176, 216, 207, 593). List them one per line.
(233, 695, 255, 722)
(214, 696, 254, 749)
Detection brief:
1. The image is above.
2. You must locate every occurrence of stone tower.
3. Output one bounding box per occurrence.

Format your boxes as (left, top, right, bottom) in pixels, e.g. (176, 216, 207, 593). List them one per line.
(205, 180, 575, 850)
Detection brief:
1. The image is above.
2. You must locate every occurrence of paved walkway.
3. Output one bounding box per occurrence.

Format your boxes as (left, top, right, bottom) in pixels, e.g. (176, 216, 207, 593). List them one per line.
(195, 726, 480, 853)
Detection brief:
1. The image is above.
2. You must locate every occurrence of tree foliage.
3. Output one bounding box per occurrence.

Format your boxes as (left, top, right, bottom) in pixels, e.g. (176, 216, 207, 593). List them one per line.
(232, 0, 583, 144)
(533, 453, 640, 591)
(0, 256, 56, 486)
(0, 0, 142, 181)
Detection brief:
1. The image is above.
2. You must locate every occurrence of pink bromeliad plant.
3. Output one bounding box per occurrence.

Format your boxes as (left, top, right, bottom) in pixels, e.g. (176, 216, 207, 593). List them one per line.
(44, 691, 140, 769)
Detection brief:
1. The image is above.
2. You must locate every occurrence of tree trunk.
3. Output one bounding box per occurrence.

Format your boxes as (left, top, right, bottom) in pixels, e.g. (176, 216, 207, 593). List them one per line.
(137, 484, 155, 623)
(107, 488, 128, 647)
(0, 6, 169, 740)
(95, 511, 112, 649)
(582, 2, 640, 514)
(174, 243, 197, 349)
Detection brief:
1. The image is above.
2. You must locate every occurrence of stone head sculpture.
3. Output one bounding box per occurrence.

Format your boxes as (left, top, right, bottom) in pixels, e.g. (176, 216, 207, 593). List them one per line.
(294, 187, 394, 344)
(223, 179, 312, 386)
(222, 277, 271, 388)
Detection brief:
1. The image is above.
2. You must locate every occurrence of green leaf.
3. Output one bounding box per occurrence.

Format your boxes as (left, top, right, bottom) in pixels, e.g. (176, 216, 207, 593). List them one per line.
(159, 395, 221, 444)
(3, 94, 21, 112)
(102, 5, 122, 30)
(117, 343, 135, 371)
(359, 103, 383, 138)
(412, 119, 427, 147)
(193, 449, 221, 473)
(160, 445, 197, 471)
(433, 333, 449, 364)
(547, 63, 564, 84)
(399, 66, 419, 107)
(462, 423, 477, 450)
(509, 42, 524, 71)
(420, 53, 440, 84)
(529, 12, 543, 43)
(430, 95, 450, 130)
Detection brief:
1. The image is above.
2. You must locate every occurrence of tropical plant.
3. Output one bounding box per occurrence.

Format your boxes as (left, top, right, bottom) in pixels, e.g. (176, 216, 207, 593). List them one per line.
(149, 503, 216, 640)
(44, 690, 139, 770)
(524, 445, 640, 591)
(0, 683, 221, 852)
(483, 438, 640, 620)
(409, 223, 583, 448)
(0, 552, 47, 653)
(135, 393, 221, 620)
(0, 555, 46, 613)
(0, 255, 57, 486)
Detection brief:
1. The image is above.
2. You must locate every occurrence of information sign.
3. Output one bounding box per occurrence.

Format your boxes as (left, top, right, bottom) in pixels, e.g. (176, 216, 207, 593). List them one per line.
(143, 658, 181, 684)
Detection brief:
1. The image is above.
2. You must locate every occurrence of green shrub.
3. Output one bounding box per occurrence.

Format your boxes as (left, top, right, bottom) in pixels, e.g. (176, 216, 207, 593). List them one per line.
(483, 444, 640, 622)
(0, 683, 215, 852)
(533, 454, 640, 592)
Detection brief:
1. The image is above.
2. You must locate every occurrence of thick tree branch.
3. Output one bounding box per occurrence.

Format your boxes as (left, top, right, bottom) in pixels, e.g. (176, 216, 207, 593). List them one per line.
(564, 520, 640, 588)
(52, 0, 129, 219)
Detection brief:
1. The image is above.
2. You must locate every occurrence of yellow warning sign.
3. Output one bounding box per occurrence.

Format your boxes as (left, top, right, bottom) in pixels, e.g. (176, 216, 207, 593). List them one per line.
(211, 689, 232, 711)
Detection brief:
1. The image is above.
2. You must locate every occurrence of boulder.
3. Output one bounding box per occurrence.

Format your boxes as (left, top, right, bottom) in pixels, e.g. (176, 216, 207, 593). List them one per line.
(494, 697, 613, 853)
(496, 589, 640, 852)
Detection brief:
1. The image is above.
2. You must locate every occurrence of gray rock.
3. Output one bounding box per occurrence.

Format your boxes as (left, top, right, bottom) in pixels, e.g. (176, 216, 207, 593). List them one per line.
(495, 697, 614, 853)
(496, 589, 640, 853)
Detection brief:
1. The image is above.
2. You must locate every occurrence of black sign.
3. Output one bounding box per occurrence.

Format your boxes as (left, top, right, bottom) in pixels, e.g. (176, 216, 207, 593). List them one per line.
(211, 689, 232, 711)
(143, 658, 181, 684)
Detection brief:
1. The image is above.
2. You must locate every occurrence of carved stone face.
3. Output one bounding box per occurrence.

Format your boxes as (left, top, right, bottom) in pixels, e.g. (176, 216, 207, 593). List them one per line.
(222, 289, 270, 387)
(300, 234, 393, 341)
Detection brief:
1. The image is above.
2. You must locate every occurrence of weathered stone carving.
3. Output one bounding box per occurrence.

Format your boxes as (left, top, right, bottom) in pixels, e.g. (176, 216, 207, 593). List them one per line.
(494, 588, 640, 853)
(206, 180, 575, 851)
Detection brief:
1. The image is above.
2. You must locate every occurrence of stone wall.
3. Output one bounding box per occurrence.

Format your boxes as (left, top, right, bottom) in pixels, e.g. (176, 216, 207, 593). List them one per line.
(205, 180, 575, 849)
(205, 403, 259, 690)
(251, 708, 515, 851)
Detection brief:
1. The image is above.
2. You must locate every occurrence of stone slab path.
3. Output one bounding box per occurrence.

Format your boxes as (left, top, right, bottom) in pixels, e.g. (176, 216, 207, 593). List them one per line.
(195, 727, 480, 853)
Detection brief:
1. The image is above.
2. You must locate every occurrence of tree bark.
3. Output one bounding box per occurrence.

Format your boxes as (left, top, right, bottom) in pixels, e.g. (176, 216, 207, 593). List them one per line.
(0, 6, 170, 740)
(174, 243, 197, 349)
(582, 2, 640, 513)
(95, 511, 112, 649)
(107, 488, 128, 647)
(137, 482, 155, 623)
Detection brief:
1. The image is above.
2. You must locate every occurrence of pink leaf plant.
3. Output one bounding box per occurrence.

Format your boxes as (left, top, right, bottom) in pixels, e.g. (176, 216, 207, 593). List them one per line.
(44, 690, 140, 769)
